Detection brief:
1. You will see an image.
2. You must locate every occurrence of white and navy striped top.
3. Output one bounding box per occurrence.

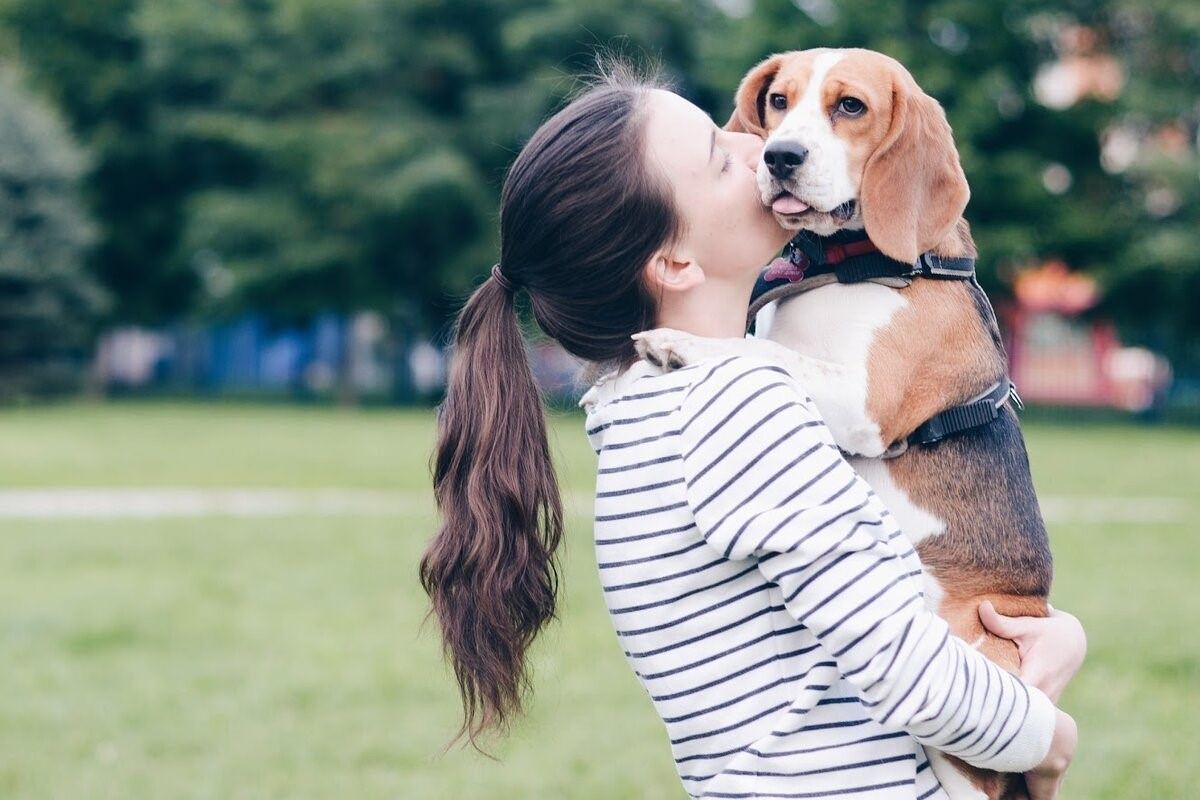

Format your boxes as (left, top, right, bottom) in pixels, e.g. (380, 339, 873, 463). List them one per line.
(579, 353, 1055, 800)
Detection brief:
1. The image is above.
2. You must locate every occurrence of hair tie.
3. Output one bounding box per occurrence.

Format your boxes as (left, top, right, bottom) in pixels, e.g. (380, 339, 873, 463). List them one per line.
(490, 262, 517, 293)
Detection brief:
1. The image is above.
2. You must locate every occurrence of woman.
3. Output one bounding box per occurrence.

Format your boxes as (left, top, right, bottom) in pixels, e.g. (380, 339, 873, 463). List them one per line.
(420, 62, 1084, 799)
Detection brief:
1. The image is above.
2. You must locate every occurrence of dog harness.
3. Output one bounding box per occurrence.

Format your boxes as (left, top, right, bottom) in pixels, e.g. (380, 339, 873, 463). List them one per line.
(747, 229, 1022, 454)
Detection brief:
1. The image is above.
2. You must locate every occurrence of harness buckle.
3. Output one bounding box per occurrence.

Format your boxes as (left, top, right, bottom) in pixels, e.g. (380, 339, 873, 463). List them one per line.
(916, 251, 975, 278)
(1008, 383, 1025, 411)
(914, 252, 939, 276)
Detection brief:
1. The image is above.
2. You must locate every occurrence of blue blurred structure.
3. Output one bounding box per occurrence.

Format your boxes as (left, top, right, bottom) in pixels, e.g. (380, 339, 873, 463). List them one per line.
(100, 313, 382, 399)
(93, 313, 585, 406)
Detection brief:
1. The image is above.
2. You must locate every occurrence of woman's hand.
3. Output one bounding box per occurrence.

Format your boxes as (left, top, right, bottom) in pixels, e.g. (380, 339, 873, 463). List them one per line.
(1025, 708, 1078, 800)
(978, 601, 1087, 703)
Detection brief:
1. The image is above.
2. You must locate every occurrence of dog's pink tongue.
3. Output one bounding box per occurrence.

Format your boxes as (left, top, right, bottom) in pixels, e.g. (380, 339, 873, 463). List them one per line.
(771, 194, 809, 215)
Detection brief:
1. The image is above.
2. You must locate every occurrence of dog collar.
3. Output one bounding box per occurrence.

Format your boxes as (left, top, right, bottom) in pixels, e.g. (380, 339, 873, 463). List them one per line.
(748, 229, 976, 324)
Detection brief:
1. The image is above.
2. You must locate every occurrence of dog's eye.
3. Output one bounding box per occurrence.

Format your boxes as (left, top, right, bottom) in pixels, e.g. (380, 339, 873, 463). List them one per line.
(769, 93, 787, 111)
(837, 96, 866, 116)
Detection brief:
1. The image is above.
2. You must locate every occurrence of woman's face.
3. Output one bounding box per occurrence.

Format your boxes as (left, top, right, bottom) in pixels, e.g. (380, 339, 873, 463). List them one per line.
(641, 89, 793, 285)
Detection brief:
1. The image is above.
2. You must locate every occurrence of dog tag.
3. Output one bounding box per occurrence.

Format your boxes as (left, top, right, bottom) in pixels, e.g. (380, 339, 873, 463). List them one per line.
(764, 250, 810, 283)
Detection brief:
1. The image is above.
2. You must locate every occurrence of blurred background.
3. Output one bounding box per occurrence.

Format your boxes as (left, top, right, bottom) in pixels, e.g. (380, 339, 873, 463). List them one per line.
(0, 0, 1196, 798)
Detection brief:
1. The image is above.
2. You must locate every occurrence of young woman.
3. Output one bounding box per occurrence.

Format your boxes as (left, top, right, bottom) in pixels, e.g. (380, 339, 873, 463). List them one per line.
(421, 63, 1084, 800)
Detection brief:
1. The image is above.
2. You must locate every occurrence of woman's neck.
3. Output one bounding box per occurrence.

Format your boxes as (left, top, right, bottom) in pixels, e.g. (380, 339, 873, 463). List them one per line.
(654, 276, 754, 340)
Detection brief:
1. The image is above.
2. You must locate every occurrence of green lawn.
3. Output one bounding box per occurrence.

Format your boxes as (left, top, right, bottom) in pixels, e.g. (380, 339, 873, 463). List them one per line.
(0, 403, 1197, 799)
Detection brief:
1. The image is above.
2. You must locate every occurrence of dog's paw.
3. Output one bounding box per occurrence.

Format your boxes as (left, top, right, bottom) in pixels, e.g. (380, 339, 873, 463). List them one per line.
(824, 417, 889, 459)
(631, 328, 706, 371)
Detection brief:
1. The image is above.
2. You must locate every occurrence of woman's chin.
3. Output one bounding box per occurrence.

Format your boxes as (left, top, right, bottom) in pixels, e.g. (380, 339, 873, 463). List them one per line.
(771, 224, 797, 250)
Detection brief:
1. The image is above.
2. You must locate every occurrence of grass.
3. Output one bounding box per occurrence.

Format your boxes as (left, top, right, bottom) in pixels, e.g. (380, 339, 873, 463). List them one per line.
(0, 402, 1197, 799)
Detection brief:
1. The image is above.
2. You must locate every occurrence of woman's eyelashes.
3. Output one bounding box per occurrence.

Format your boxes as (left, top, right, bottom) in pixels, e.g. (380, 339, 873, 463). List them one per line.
(720, 150, 733, 174)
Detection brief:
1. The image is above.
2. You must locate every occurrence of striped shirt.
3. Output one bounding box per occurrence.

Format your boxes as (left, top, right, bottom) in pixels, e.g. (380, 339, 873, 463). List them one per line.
(579, 353, 1055, 799)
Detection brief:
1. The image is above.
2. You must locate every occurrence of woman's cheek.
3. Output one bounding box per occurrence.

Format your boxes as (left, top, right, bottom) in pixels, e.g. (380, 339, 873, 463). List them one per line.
(744, 169, 763, 207)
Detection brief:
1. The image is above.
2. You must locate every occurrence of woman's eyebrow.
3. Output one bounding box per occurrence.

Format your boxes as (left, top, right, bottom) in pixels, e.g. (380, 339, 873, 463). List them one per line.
(708, 128, 716, 165)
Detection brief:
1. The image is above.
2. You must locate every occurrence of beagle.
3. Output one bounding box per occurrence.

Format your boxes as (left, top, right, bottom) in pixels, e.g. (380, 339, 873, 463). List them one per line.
(635, 48, 1052, 800)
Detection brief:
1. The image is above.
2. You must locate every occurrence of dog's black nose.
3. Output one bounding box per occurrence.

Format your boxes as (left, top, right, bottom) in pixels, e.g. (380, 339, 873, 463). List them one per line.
(763, 142, 808, 179)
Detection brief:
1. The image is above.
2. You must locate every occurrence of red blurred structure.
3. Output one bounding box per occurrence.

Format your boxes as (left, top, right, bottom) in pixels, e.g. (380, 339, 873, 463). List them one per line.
(1002, 260, 1172, 413)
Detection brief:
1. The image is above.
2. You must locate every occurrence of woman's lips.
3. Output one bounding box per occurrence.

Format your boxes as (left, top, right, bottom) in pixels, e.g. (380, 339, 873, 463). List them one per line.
(771, 193, 810, 215)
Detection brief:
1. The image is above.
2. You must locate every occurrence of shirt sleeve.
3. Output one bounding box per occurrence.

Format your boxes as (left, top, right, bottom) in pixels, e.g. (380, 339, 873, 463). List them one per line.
(676, 355, 1056, 773)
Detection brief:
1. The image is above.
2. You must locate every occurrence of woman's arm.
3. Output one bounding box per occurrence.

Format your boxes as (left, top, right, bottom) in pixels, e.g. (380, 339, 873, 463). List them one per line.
(677, 355, 1058, 774)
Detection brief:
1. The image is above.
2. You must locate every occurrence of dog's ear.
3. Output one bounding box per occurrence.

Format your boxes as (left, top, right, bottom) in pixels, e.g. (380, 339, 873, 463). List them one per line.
(860, 72, 969, 264)
(724, 54, 785, 136)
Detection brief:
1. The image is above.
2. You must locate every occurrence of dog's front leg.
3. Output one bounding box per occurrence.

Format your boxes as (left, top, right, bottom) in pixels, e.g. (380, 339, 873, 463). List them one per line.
(632, 328, 888, 458)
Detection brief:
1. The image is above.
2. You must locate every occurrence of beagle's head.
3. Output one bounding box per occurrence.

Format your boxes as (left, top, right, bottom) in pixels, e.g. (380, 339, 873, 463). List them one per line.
(727, 48, 969, 264)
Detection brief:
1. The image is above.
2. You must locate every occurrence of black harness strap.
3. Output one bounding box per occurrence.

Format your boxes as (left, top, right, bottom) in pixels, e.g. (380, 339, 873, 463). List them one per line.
(750, 230, 977, 309)
(907, 380, 1021, 446)
(749, 230, 1020, 451)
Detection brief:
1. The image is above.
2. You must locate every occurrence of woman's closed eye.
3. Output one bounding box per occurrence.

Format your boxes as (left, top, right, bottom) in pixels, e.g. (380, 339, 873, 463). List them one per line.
(720, 150, 733, 174)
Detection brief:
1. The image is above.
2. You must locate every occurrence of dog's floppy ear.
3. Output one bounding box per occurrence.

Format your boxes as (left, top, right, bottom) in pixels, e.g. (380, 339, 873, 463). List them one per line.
(860, 72, 969, 264)
(724, 54, 785, 136)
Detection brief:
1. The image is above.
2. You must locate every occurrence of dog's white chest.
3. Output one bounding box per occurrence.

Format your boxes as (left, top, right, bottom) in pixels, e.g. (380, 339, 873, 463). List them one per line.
(759, 283, 907, 456)
(761, 282, 906, 365)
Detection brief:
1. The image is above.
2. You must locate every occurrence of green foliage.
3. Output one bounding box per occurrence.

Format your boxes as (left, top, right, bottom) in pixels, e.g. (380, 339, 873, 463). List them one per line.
(2, 0, 699, 330)
(1097, 0, 1200, 368)
(0, 66, 105, 400)
(2, 0, 196, 324)
(0, 0, 1195, 365)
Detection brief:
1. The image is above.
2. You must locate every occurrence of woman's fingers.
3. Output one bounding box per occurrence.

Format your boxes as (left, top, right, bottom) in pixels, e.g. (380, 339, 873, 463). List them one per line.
(978, 600, 1033, 641)
(1025, 769, 1064, 800)
(977, 601, 1087, 702)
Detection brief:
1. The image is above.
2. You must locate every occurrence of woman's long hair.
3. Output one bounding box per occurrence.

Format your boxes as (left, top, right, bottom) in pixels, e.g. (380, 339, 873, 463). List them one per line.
(419, 59, 684, 748)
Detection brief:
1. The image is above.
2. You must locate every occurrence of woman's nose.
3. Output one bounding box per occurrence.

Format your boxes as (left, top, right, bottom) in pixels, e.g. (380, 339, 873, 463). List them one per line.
(734, 132, 765, 167)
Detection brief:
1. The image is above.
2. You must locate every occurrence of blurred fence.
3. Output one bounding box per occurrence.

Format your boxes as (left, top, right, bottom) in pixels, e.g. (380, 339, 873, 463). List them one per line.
(91, 312, 587, 406)
(93, 309, 1200, 417)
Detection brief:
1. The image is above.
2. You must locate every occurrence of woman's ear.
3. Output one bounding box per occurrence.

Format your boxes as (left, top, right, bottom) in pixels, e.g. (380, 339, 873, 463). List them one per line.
(724, 54, 785, 136)
(860, 71, 970, 264)
(642, 249, 706, 295)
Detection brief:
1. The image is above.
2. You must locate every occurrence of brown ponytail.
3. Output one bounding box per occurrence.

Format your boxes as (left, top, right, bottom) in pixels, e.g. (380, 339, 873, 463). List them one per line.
(421, 58, 684, 748)
(420, 273, 562, 748)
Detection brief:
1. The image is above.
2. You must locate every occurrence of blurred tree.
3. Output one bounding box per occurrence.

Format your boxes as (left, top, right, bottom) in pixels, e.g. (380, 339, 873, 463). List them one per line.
(1, 0, 196, 324)
(0, 65, 106, 400)
(2, 0, 696, 323)
(135, 0, 700, 330)
(1100, 0, 1200, 371)
(3, 0, 1192, 376)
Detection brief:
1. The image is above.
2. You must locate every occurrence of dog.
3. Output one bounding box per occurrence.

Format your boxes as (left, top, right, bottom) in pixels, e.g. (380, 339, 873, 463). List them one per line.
(634, 48, 1052, 800)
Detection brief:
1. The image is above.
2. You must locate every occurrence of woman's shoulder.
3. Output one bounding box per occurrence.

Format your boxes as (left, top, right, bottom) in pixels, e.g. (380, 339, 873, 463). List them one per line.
(580, 351, 794, 410)
(581, 350, 823, 456)
(677, 352, 810, 413)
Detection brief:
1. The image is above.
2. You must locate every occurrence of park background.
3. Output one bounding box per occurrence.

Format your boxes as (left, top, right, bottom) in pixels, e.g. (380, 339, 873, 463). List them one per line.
(0, 0, 1197, 798)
